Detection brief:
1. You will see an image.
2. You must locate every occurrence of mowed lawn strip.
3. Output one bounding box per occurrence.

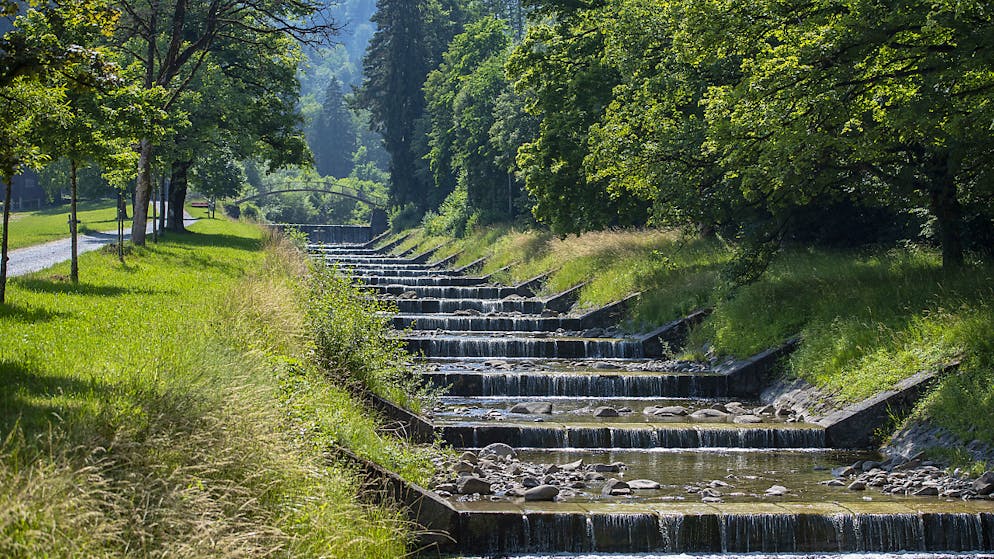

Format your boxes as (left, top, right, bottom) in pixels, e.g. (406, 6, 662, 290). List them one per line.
(5, 199, 126, 251)
(0, 218, 417, 558)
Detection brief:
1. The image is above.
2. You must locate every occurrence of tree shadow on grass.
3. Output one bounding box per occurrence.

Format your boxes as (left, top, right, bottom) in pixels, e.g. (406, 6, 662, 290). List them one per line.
(0, 303, 71, 323)
(15, 277, 161, 297)
(168, 230, 263, 252)
(0, 360, 113, 437)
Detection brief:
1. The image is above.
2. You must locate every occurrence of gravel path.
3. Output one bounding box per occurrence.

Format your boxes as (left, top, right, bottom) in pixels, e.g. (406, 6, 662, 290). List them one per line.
(6, 212, 196, 278)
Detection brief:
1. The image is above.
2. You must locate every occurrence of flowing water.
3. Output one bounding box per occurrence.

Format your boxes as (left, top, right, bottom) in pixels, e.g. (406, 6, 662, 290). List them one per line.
(312, 240, 994, 556)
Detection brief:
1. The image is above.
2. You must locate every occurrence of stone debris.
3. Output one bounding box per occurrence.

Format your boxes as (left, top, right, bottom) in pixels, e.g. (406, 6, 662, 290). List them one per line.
(830, 456, 992, 500)
(431, 452, 643, 503)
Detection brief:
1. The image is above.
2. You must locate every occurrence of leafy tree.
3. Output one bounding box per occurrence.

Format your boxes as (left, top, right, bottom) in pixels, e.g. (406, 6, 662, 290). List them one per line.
(424, 17, 521, 222)
(507, 3, 647, 234)
(112, 0, 335, 245)
(1, 0, 121, 299)
(584, 0, 740, 236)
(677, 0, 994, 268)
(160, 33, 310, 231)
(356, 0, 471, 212)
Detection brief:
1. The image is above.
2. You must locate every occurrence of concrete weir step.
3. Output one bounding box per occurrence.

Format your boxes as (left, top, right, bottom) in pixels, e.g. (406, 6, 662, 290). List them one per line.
(445, 501, 994, 555)
(423, 368, 738, 398)
(405, 334, 645, 359)
(313, 239, 994, 557)
(354, 275, 487, 286)
(441, 421, 825, 449)
(374, 284, 525, 299)
(395, 314, 582, 331)
(394, 298, 547, 314)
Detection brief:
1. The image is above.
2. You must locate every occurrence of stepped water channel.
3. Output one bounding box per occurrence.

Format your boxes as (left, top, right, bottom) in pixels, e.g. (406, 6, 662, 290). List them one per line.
(311, 238, 994, 558)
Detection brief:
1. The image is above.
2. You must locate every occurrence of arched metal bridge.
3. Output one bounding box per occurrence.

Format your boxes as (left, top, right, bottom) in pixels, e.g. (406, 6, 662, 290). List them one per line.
(233, 181, 388, 210)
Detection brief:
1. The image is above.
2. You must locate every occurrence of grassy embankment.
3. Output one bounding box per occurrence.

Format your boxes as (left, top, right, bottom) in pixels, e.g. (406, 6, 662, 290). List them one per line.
(0, 217, 433, 557)
(5, 200, 125, 250)
(386, 227, 994, 461)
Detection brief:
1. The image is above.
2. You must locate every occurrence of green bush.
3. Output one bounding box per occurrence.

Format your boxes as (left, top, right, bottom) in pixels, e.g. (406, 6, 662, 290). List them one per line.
(422, 185, 475, 237)
(306, 265, 436, 413)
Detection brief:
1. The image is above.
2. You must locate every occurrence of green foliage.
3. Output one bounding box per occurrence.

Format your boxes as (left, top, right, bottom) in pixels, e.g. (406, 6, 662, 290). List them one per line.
(507, 6, 649, 234)
(357, 0, 474, 212)
(422, 184, 476, 237)
(0, 219, 419, 556)
(307, 264, 435, 412)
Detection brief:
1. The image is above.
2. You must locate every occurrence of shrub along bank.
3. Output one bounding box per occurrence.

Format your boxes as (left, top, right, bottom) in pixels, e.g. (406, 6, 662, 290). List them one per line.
(387, 227, 994, 463)
(0, 218, 433, 558)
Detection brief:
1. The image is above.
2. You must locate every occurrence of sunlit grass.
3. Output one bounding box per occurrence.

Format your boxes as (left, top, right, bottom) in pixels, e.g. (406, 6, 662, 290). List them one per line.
(391, 225, 994, 449)
(0, 219, 420, 557)
(4, 199, 127, 250)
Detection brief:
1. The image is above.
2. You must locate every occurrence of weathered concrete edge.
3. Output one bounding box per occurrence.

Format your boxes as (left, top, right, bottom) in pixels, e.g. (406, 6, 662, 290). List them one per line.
(364, 391, 437, 444)
(513, 271, 551, 297)
(713, 337, 801, 398)
(361, 229, 393, 250)
(575, 293, 641, 330)
(480, 262, 516, 281)
(541, 282, 587, 313)
(428, 250, 463, 269)
(377, 232, 413, 253)
(816, 363, 960, 449)
(411, 244, 447, 264)
(452, 256, 487, 275)
(330, 446, 459, 554)
(638, 309, 712, 358)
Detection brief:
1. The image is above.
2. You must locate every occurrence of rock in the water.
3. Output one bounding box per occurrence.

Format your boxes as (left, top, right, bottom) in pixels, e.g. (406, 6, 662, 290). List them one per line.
(820, 479, 845, 487)
(592, 463, 622, 473)
(601, 478, 630, 496)
(691, 408, 728, 418)
(510, 401, 553, 414)
(628, 479, 661, 490)
(457, 477, 493, 495)
(765, 485, 788, 496)
(480, 443, 517, 459)
(524, 484, 560, 501)
(733, 414, 764, 424)
(592, 362, 620, 370)
(974, 472, 994, 496)
(521, 476, 541, 488)
(560, 459, 584, 471)
(848, 481, 867, 491)
(914, 486, 940, 496)
(644, 405, 688, 416)
(593, 406, 620, 418)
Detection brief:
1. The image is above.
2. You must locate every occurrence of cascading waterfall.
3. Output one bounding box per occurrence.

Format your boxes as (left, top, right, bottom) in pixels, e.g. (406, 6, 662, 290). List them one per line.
(310, 240, 994, 556)
(406, 337, 644, 358)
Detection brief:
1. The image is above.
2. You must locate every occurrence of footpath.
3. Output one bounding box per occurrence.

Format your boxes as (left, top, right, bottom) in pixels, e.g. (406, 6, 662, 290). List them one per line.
(7, 212, 196, 277)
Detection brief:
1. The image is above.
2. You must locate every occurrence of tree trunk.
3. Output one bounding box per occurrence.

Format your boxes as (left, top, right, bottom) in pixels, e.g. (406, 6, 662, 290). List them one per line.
(159, 175, 167, 231)
(132, 138, 153, 245)
(167, 160, 191, 232)
(929, 178, 964, 269)
(1, 176, 12, 303)
(70, 160, 79, 283)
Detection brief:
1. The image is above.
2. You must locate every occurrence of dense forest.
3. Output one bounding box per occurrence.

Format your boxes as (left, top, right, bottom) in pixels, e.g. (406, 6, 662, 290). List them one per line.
(357, 0, 993, 273)
(4, 0, 993, 270)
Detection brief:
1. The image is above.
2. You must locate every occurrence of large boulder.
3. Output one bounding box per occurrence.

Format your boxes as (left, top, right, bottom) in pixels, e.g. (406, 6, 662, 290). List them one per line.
(524, 485, 560, 501)
(480, 443, 517, 459)
(510, 402, 553, 414)
(973, 472, 994, 496)
(457, 476, 493, 495)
